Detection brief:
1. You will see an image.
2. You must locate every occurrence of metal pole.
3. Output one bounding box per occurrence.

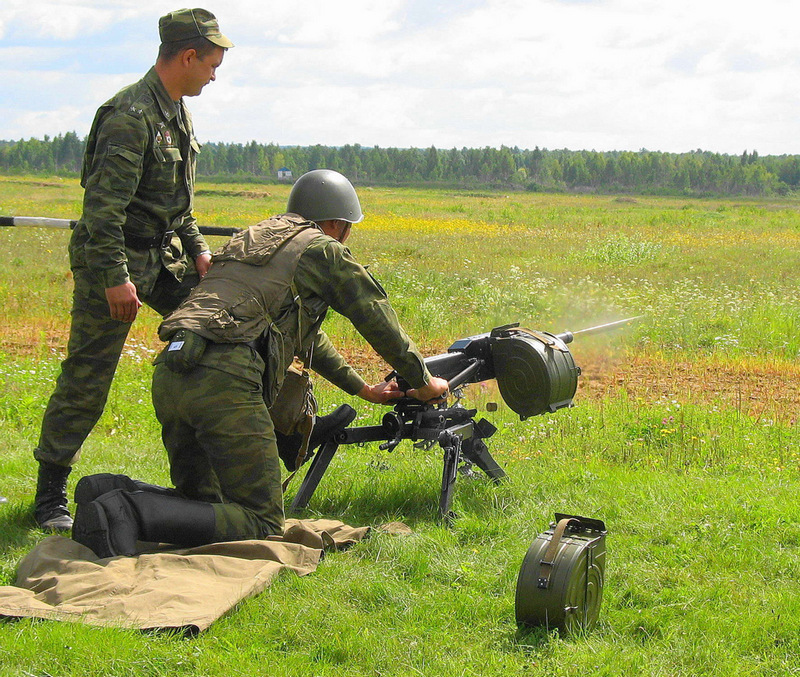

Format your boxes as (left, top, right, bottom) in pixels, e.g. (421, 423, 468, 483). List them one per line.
(0, 216, 240, 237)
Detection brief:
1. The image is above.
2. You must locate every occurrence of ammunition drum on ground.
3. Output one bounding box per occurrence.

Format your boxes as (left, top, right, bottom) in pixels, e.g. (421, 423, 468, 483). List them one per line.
(515, 514, 607, 635)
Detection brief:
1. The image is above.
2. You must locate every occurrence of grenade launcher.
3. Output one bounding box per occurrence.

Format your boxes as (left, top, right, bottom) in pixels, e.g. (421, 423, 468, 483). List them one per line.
(290, 318, 639, 520)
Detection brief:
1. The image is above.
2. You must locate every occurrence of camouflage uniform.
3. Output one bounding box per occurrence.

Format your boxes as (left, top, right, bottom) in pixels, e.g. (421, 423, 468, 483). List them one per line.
(35, 67, 209, 467)
(153, 215, 432, 540)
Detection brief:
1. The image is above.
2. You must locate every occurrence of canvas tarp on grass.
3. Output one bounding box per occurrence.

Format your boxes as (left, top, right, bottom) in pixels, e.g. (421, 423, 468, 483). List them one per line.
(0, 518, 370, 632)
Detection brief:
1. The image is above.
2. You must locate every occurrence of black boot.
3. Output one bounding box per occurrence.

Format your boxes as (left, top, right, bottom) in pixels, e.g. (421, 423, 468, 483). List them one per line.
(307, 404, 356, 452)
(74, 473, 178, 505)
(72, 489, 216, 559)
(277, 404, 357, 472)
(34, 461, 73, 531)
(276, 430, 304, 472)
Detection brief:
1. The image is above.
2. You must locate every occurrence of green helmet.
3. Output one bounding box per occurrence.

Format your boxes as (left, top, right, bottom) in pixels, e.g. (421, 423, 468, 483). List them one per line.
(287, 169, 364, 224)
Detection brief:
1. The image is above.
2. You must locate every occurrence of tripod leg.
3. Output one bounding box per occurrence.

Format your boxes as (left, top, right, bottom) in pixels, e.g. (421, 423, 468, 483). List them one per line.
(289, 440, 340, 513)
(438, 432, 462, 522)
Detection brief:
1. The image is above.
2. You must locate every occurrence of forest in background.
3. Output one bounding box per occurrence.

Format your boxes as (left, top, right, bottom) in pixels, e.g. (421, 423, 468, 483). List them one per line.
(2, 131, 799, 196)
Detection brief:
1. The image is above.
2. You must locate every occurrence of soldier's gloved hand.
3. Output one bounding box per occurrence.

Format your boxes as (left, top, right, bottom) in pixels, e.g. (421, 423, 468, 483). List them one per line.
(164, 329, 208, 373)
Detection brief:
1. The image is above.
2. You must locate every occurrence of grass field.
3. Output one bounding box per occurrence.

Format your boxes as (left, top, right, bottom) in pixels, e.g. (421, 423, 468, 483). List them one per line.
(0, 175, 799, 675)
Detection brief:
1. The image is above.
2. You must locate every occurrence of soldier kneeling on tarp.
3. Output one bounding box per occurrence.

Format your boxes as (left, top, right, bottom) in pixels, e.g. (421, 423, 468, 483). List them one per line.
(71, 169, 448, 558)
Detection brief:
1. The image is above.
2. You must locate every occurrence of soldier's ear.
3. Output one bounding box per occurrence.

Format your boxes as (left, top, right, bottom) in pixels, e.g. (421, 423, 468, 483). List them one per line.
(181, 48, 198, 68)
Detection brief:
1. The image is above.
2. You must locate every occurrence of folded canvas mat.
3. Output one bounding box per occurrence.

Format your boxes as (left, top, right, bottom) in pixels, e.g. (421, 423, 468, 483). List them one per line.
(0, 518, 370, 632)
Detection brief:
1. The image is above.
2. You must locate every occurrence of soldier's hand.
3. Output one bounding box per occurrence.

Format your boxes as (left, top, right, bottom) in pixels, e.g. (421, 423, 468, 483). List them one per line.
(358, 380, 405, 405)
(195, 252, 212, 278)
(105, 281, 142, 323)
(407, 377, 449, 404)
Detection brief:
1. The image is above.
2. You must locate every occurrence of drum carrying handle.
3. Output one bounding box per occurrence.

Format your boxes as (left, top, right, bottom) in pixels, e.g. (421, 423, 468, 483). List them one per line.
(516, 327, 571, 353)
(537, 517, 581, 589)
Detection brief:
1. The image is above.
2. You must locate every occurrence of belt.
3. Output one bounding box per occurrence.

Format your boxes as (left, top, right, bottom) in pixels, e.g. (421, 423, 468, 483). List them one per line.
(123, 230, 175, 250)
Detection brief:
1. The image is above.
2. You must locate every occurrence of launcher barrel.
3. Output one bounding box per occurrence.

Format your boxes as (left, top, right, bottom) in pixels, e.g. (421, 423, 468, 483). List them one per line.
(556, 316, 642, 344)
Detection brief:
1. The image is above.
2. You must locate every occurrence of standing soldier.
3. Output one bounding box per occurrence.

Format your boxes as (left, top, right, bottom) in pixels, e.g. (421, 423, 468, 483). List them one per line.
(33, 9, 233, 530)
(71, 170, 449, 557)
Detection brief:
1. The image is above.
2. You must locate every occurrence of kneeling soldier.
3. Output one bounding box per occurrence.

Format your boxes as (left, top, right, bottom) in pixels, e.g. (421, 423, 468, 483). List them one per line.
(72, 169, 448, 557)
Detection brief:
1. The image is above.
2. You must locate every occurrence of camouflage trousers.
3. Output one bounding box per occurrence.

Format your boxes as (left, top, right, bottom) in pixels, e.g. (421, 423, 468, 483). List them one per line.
(151, 346, 285, 541)
(34, 264, 198, 466)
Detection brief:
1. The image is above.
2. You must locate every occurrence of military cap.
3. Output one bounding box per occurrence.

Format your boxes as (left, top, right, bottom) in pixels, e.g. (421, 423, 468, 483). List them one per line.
(159, 8, 234, 48)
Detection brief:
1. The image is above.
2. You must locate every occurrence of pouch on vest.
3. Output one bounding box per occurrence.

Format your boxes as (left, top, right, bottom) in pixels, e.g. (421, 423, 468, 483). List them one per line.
(163, 329, 208, 373)
(269, 357, 317, 441)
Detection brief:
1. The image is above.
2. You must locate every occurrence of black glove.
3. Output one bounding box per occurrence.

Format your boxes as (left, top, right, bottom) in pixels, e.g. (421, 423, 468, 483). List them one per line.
(164, 329, 208, 373)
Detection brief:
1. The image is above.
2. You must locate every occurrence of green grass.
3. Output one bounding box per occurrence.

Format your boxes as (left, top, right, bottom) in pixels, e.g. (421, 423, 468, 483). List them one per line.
(3, 408, 800, 676)
(1, 176, 799, 675)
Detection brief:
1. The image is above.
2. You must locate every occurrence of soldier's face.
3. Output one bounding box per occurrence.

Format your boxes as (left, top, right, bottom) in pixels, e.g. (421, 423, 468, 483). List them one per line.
(337, 221, 352, 243)
(318, 219, 352, 243)
(185, 46, 225, 97)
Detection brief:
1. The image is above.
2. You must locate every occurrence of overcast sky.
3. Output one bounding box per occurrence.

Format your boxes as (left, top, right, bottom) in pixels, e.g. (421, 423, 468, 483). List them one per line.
(1, 0, 798, 155)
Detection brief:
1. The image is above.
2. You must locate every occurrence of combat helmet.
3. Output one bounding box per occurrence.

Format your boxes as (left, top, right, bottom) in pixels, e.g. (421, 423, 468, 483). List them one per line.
(287, 169, 364, 224)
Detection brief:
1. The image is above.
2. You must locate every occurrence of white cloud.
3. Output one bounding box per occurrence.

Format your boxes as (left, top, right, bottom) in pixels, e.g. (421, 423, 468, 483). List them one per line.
(0, 1, 155, 40)
(2, 0, 800, 154)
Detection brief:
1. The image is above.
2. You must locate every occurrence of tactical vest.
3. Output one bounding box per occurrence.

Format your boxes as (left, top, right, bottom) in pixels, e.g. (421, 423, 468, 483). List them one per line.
(159, 215, 325, 400)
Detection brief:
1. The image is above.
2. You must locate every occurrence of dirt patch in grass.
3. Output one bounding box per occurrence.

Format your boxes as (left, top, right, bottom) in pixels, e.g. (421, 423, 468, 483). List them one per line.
(579, 352, 799, 422)
(3, 327, 795, 422)
(332, 345, 798, 421)
(195, 189, 273, 199)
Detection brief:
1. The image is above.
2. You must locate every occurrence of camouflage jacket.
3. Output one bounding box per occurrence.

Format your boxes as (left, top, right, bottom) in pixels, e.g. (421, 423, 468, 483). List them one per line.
(69, 67, 208, 294)
(158, 215, 432, 402)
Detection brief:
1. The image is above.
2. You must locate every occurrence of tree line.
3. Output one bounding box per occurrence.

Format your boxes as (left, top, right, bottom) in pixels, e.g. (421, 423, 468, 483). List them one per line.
(2, 132, 800, 196)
